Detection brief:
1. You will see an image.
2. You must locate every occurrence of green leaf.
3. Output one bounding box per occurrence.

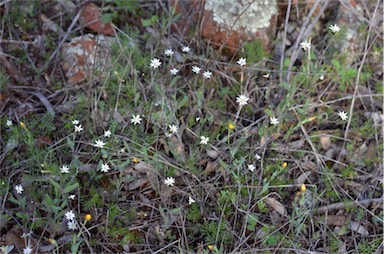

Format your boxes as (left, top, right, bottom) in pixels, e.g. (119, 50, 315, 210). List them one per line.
(331, 59, 340, 70)
(264, 108, 274, 118)
(66, 137, 74, 151)
(63, 182, 79, 194)
(49, 178, 61, 194)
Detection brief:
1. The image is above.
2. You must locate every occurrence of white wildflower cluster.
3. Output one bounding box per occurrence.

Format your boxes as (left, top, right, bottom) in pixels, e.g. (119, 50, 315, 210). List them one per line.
(72, 119, 83, 133)
(65, 210, 77, 231)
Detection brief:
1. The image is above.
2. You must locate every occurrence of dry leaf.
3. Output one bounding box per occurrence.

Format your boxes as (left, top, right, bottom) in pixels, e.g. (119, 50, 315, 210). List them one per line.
(265, 197, 287, 216)
(320, 136, 331, 151)
(324, 215, 348, 226)
(168, 136, 186, 163)
(207, 149, 219, 159)
(296, 171, 313, 185)
(349, 221, 369, 236)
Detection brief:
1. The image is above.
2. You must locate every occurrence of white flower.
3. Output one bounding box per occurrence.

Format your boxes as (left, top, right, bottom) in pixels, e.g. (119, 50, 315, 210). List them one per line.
(15, 185, 23, 194)
(192, 66, 201, 74)
(182, 46, 191, 53)
(300, 40, 311, 51)
(236, 94, 250, 106)
(164, 48, 174, 56)
(60, 165, 70, 174)
(150, 58, 162, 69)
(170, 68, 179, 75)
(23, 245, 33, 254)
(203, 70, 212, 79)
(104, 130, 111, 138)
(255, 153, 261, 160)
(196, 117, 201, 122)
(329, 24, 340, 33)
(263, 73, 270, 78)
(101, 163, 110, 173)
(237, 58, 246, 66)
(6, 120, 12, 127)
(270, 117, 279, 125)
(164, 177, 175, 187)
(248, 164, 255, 172)
(65, 210, 75, 221)
(72, 119, 79, 125)
(69, 194, 76, 200)
(319, 74, 325, 80)
(338, 111, 348, 121)
(131, 114, 142, 125)
(200, 136, 209, 145)
(188, 196, 196, 205)
(74, 124, 83, 133)
(94, 139, 106, 149)
(67, 220, 77, 230)
(169, 124, 178, 134)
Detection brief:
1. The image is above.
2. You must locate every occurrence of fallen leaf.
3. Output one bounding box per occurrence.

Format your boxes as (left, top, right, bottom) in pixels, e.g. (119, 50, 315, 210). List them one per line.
(324, 215, 349, 226)
(265, 197, 287, 216)
(296, 171, 313, 185)
(80, 3, 114, 35)
(320, 136, 331, 151)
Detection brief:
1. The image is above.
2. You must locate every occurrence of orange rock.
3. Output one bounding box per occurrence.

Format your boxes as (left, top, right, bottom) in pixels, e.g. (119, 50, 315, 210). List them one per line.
(80, 3, 114, 36)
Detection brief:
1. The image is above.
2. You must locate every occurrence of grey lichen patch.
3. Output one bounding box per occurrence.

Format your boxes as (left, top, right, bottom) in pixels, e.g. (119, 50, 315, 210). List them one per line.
(204, 0, 277, 33)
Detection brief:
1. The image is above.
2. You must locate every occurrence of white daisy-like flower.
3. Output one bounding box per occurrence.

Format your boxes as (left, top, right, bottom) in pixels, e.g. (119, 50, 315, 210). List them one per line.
(338, 111, 348, 121)
(263, 73, 270, 78)
(94, 139, 106, 149)
(300, 40, 311, 51)
(15, 185, 23, 194)
(68, 194, 76, 200)
(248, 164, 255, 172)
(104, 130, 111, 138)
(164, 48, 174, 56)
(188, 196, 196, 205)
(150, 58, 162, 69)
(319, 74, 325, 80)
(203, 70, 212, 79)
(65, 210, 75, 221)
(182, 46, 191, 53)
(74, 124, 83, 133)
(164, 177, 175, 187)
(236, 94, 250, 106)
(131, 114, 142, 125)
(237, 57, 246, 66)
(329, 24, 340, 33)
(60, 165, 70, 174)
(169, 124, 178, 134)
(170, 68, 179, 75)
(196, 117, 201, 122)
(6, 120, 12, 127)
(255, 153, 261, 160)
(100, 163, 110, 173)
(200, 136, 209, 145)
(23, 245, 33, 254)
(270, 117, 279, 125)
(67, 220, 77, 230)
(192, 66, 201, 74)
(72, 119, 79, 125)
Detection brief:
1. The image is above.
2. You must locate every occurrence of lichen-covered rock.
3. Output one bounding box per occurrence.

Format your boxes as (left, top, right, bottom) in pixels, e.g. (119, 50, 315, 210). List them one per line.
(61, 34, 115, 85)
(171, 0, 278, 54)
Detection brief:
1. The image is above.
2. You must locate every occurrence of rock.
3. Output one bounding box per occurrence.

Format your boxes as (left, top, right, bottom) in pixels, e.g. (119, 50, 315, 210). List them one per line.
(171, 0, 278, 54)
(61, 34, 115, 85)
(80, 3, 114, 36)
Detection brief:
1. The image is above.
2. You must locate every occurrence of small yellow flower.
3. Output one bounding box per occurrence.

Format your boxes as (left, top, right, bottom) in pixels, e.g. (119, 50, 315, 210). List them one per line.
(19, 122, 26, 128)
(48, 238, 56, 245)
(282, 162, 287, 168)
(132, 157, 139, 163)
(228, 123, 235, 130)
(308, 116, 316, 121)
(85, 214, 92, 221)
(208, 245, 214, 251)
(300, 183, 307, 193)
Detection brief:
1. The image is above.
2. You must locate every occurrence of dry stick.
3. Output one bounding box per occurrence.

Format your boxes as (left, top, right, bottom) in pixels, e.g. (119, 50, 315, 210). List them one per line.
(343, 0, 381, 141)
(279, 0, 292, 84)
(285, 0, 330, 83)
(315, 197, 383, 214)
